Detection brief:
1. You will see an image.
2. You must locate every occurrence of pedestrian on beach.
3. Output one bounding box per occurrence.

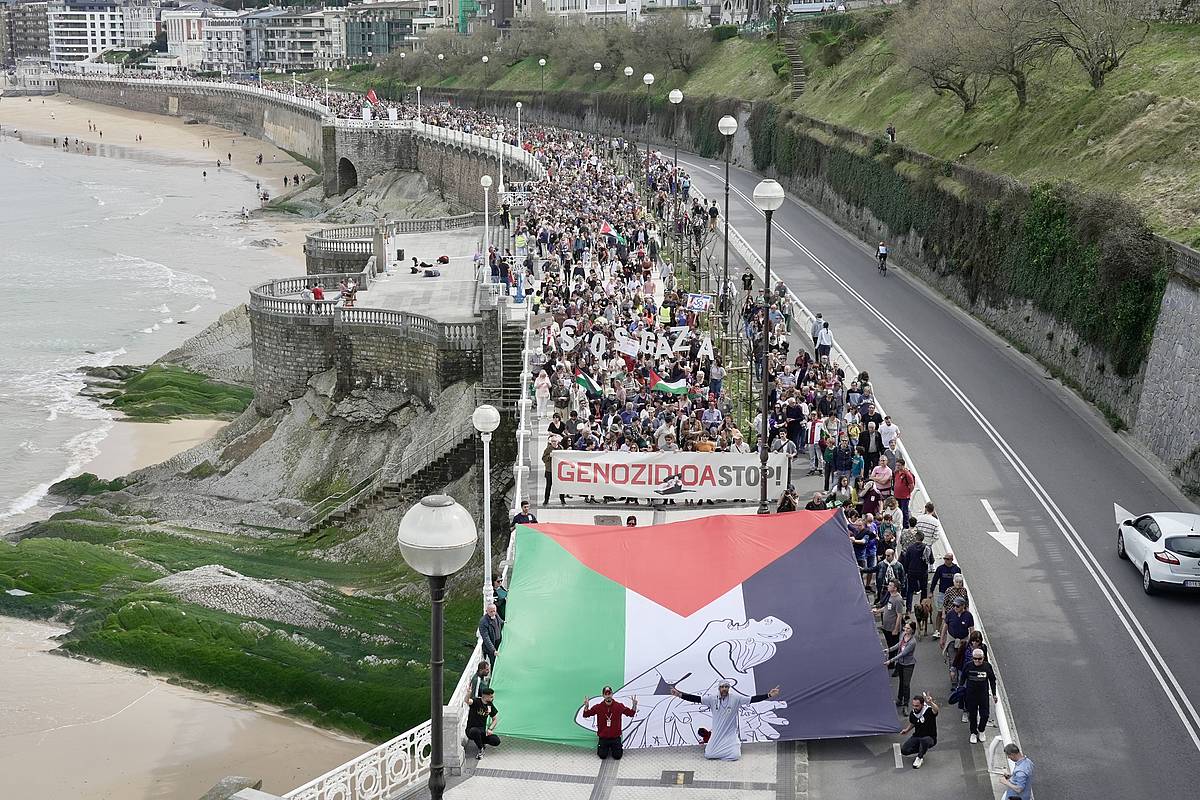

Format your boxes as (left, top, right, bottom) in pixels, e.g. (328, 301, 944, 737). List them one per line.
(581, 686, 637, 760)
(202, 170, 207, 181)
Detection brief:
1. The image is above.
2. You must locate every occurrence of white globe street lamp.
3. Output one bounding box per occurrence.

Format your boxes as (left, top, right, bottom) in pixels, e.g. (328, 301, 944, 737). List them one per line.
(718, 114, 739, 325)
(751, 179, 786, 515)
(396, 494, 477, 800)
(481, 174, 493, 257)
(472, 403, 502, 607)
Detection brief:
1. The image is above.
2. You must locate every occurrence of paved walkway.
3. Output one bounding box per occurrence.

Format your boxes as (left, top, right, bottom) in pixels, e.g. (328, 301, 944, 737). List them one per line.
(353, 228, 483, 323)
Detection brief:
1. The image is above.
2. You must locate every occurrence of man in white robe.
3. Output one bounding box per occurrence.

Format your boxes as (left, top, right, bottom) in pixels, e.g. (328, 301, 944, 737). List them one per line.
(670, 680, 781, 761)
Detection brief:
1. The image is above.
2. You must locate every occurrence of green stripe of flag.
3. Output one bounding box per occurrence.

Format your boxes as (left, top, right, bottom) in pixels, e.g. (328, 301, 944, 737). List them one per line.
(491, 528, 626, 745)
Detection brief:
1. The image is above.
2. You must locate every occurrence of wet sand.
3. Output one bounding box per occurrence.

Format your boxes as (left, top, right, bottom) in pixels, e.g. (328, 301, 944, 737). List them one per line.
(0, 617, 370, 800)
(0, 93, 308, 190)
(85, 418, 230, 480)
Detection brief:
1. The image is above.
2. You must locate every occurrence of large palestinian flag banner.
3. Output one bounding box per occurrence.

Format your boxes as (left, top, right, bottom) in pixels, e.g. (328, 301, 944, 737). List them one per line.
(491, 511, 900, 748)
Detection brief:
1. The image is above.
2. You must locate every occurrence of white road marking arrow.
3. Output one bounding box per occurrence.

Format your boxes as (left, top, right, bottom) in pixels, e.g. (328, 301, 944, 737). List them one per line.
(981, 499, 1020, 557)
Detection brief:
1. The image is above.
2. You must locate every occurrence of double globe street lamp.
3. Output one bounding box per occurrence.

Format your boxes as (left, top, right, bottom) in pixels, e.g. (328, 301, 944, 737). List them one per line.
(718, 114, 739, 326)
(396, 495, 478, 800)
(751, 179, 786, 515)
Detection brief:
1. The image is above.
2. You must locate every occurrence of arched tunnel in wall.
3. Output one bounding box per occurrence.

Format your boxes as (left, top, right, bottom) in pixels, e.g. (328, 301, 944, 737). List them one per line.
(337, 157, 359, 194)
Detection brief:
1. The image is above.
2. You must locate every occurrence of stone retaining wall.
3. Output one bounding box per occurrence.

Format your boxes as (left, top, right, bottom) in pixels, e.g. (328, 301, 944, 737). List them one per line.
(57, 78, 325, 163)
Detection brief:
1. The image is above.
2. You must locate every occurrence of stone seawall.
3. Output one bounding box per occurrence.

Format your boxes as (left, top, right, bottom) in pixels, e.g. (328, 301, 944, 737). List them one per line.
(56, 78, 325, 163)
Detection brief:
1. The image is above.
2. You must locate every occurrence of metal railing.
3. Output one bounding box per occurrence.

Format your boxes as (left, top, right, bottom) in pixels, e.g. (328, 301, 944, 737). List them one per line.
(282, 722, 431, 800)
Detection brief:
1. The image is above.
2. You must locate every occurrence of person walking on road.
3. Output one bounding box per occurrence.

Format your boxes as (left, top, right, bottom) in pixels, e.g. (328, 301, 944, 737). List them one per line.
(959, 648, 998, 744)
(899, 693, 939, 769)
(885, 620, 918, 708)
(901, 530, 933, 611)
(999, 743, 1034, 799)
(930, 552, 961, 639)
(816, 321, 833, 363)
(874, 580, 905, 655)
(810, 312, 823, 349)
(581, 686, 638, 760)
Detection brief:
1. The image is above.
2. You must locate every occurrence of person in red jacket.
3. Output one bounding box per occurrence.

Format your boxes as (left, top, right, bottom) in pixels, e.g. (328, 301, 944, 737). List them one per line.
(581, 686, 638, 760)
(893, 457, 916, 526)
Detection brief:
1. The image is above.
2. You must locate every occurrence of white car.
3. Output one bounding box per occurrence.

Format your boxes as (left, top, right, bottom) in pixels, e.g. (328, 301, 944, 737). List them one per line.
(1115, 505, 1200, 594)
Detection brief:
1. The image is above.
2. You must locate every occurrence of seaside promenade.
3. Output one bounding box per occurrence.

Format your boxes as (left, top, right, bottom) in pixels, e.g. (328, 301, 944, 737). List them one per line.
(9, 78, 1027, 800)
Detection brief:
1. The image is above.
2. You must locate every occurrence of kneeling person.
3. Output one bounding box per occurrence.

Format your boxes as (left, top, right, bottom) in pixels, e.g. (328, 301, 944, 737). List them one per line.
(465, 687, 500, 760)
(581, 686, 637, 759)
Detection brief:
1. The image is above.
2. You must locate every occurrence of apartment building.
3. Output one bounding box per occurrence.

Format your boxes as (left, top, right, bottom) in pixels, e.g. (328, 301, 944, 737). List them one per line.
(534, 0, 642, 24)
(1, 2, 50, 65)
(344, 1, 420, 63)
(47, 1, 126, 67)
(200, 9, 244, 72)
(121, 0, 156, 48)
(162, 1, 236, 69)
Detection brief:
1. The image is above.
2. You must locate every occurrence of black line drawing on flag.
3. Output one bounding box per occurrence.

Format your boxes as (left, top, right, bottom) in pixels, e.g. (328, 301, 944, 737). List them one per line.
(575, 617, 792, 748)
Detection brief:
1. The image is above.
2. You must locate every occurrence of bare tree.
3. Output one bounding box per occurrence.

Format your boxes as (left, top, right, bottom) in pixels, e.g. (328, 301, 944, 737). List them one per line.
(639, 13, 714, 74)
(963, 0, 1050, 108)
(894, 2, 991, 112)
(1042, 0, 1150, 89)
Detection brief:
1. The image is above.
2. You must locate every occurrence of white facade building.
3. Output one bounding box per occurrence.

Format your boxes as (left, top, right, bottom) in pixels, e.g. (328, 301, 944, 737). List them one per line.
(122, 0, 157, 49)
(200, 11, 246, 73)
(162, 1, 235, 70)
(47, 1, 126, 68)
(539, 0, 643, 24)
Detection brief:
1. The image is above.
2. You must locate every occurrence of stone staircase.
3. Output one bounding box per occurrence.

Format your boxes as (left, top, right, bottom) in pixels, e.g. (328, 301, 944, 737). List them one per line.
(782, 24, 809, 98)
(500, 319, 527, 393)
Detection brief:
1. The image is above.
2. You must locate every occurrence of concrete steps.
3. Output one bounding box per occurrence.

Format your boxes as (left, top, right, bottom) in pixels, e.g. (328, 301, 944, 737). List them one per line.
(781, 36, 808, 98)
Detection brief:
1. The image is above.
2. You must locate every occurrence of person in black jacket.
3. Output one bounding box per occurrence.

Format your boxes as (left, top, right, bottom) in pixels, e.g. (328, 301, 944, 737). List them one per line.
(858, 421, 884, 471)
(959, 648, 998, 744)
(900, 530, 933, 611)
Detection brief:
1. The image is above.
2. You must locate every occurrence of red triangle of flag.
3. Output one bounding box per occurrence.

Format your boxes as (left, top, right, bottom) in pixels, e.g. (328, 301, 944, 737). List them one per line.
(532, 511, 836, 617)
(366, 89, 379, 106)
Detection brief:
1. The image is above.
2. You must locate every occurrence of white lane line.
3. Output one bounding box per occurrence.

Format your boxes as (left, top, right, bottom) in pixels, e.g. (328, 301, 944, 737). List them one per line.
(681, 155, 1200, 753)
(981, 499, 1020, 557)
(893, 742, 904, 769)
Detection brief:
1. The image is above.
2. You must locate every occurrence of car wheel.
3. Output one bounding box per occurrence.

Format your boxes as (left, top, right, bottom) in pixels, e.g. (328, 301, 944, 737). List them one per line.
(1143, 565, 1156, 596)
(1117, 531, 1127, 560)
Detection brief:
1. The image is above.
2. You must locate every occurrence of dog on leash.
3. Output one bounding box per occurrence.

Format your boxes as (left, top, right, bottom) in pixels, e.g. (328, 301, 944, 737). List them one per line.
(914, 596, 933, 638)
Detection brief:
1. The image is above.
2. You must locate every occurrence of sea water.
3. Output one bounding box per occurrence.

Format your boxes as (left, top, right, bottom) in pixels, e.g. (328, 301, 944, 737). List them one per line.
(0, 136, 291, 531)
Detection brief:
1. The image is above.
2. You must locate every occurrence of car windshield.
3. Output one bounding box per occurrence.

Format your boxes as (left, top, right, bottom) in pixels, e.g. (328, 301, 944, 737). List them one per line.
(1165, 536, 1200, 559)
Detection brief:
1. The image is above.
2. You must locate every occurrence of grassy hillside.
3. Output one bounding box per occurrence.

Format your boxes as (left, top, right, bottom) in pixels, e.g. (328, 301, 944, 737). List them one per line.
(794, 21, 1200, 245)
(300, 37, 787, 102)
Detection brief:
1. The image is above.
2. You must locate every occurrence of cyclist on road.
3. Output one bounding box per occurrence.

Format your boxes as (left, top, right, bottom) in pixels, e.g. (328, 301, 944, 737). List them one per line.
(877, 242, 889, 273)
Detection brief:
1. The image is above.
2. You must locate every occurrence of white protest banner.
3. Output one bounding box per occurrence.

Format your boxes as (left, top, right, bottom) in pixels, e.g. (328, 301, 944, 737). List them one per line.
(685, 293, 714, 312)
(551, 451, 789, 501)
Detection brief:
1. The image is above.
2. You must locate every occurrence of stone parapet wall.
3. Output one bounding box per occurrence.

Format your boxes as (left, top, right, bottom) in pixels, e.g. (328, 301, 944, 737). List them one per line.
(56, 77, 325, 163)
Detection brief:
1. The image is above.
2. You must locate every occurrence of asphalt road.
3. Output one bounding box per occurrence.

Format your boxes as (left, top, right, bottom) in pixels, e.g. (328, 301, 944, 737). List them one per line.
(677, 151, 1200, 799)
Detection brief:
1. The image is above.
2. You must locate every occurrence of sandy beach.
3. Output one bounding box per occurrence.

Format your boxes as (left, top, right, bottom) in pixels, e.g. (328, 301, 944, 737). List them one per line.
(0, 94, 324, 268)
(0, 617, 370, 799)
(0, 93, 308, 189)
(84, 418, 230, 480)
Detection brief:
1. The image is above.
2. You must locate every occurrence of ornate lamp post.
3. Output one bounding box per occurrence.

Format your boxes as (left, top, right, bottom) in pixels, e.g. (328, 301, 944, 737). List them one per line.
(396, 495, 477, 800)
(481, 174, 493, 256)
(472, 403, 501, 607)
(642, 72, 654, 206)
(751, 179, 785, 515)
(668, 89, 683, 280)
(718, 114, 738, 327)
(592, 62, 602, 142)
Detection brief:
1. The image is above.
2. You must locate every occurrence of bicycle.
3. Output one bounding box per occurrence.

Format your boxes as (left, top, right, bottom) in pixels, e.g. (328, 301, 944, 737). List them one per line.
(877, 252, 888, 276)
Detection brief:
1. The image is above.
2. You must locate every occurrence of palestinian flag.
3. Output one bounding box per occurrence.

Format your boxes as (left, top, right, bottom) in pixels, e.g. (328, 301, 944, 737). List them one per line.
(598, 221, 627, 246)
(492, 513, 899, 748)
(648, 368, 689, 395)
(574, 368, 602, 395)
(366, 89, 380, 106)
